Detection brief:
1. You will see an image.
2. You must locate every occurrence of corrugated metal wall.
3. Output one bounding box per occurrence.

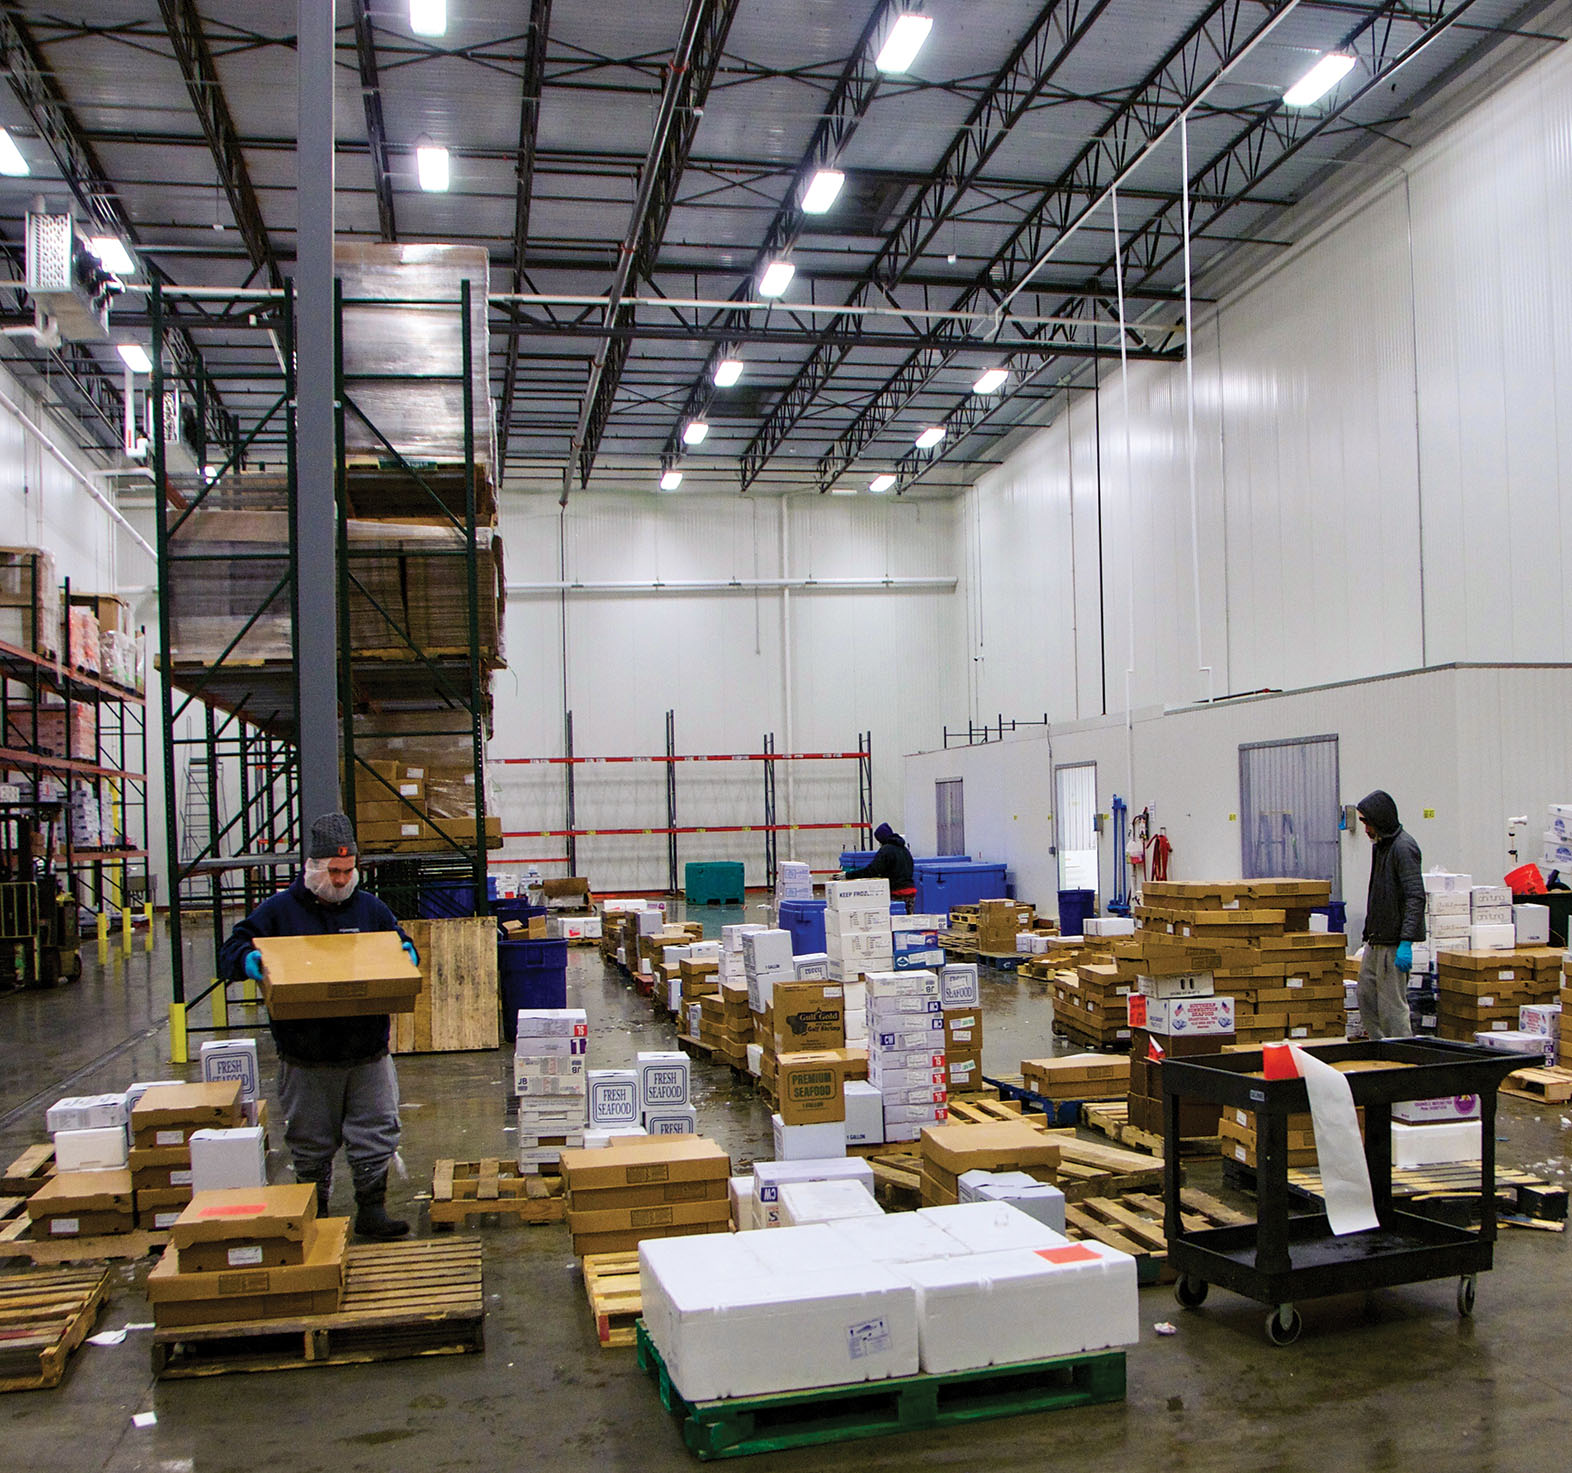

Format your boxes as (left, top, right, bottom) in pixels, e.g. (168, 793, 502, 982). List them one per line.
(491, 491, 967, 886)
(962, 33, 1572, 719)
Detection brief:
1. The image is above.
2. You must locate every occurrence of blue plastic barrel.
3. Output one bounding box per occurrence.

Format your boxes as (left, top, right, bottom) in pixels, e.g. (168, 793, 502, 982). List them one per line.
(498, 937, 568, 1041)
(778, 898, 827, 955)
(1058, 888, 1096, 936)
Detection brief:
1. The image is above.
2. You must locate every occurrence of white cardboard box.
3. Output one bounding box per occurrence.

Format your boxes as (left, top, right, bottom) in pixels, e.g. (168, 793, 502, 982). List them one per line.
(584, 1124, 646, 1149)
(645, 1105, 698, 1135)
(638, 1051, 691, 1111)
(1390, 1095, 1481, 1124)
(515, 1008, 588, 1038)
(772, 1112, 848, 1161)
(1422, 871, 1472, 894)
(189, 1126, 267, 1191)
(939, 964, 980, 1008)
(46, 1094, 128, 1133)
(843, 1080, 884, 1147)
(586, 1070, 641, 1127)
(1126, 994, 1235, 1036)
(754, 1157, 876, 1227)
(825, 878, 891, 909)
(200, 1039, 260, 1103)
(729, 1175, 757, 1230)
(742, 929, 796, 973)
(1468, 923, 1516, 951)
(1136, 971, 1215, 999)
(1515, 905, 1551, 945)
(794, 953, 830, 980)
(1083, 917, 1135, 937)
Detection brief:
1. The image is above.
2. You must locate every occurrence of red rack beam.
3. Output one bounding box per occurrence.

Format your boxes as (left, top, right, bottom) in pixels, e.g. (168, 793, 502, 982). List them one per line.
(502, 820, 863, 840)
(494, 751, 863, 765)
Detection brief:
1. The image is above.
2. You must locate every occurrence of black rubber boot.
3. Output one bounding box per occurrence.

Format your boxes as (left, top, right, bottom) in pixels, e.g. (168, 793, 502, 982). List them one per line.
(353, 1171, 409, 1240)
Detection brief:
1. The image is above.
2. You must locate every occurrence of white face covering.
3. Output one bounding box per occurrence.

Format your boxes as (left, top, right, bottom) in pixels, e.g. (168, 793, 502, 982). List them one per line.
(304, 857, 359, 903)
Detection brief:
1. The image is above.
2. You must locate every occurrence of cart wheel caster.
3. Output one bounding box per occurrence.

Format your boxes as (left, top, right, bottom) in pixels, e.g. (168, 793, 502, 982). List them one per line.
(1457, 1275, 1476, 1317)
(1175, 1275, 1209, 1309)
(1266, 1304, 1302, 1346)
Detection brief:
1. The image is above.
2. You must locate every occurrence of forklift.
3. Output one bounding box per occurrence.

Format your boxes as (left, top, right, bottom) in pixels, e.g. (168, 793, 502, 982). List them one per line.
(0, 808, 82, 989)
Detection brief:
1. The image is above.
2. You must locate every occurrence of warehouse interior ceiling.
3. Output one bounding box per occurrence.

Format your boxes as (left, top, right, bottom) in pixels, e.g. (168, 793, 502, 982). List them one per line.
(0, 0, 1565, 502)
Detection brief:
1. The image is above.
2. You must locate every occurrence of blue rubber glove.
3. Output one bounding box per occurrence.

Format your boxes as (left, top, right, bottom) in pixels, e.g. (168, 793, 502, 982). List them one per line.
(403, 938, 420, 968)
(243, 949, 264, 982)
(1395, 940, 1413, 973)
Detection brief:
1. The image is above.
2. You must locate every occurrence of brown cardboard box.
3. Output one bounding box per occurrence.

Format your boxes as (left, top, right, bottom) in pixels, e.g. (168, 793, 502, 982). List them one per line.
(558, 1136, 730, 1194)
(942, 1007, 983, 1050)
(772, 982, 845, 1051)
(131, 1082, 243, 1146)
(565, 1177, 727, 1214)
(171, 1184, 316, 1249)
(256, 932, 422, 1018)
(26, 1169, 134, 1219)
(1021, 1054, 1131, 1097)
(146, 1218, 349, 1328)
(568, 1222, 717, 1257)
(977, 900, 1034, 954)
(565, 1197, 729, 1237)
(137, 1186, 195, 1231)
(129, 1146, 195, 1192)
(919, 1120, 1060, 1176)
(776, 1051, 846, 1124)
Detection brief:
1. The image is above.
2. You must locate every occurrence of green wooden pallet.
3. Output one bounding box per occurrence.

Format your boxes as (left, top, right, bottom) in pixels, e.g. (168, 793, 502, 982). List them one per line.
(635, 1321, 1125, 1459)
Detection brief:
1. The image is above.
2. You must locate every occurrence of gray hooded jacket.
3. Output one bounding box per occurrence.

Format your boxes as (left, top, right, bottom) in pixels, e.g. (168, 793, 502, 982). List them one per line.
(1358, 789, 1425, 945)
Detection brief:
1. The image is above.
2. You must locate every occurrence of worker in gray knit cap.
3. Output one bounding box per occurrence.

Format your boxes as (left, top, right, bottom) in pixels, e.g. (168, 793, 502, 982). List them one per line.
(219, 813, 419, 1239)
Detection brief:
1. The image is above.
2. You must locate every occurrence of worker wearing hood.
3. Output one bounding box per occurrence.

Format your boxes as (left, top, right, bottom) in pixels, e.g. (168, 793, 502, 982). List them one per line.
(1355, 789, 1425, 1040)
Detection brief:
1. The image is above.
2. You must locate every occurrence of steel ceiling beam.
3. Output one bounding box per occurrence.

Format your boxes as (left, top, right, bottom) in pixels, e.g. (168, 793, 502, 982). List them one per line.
(350, 0, 397, 242)
(497, 0, 552, 472)
(890, 0, 1487, 495)
(737, 0, 1115, 493)
(807, 0, 1297, 495)
(0, 9, 237, 456)
(658, 0, 904, 464)
(565, 0, 743, 502)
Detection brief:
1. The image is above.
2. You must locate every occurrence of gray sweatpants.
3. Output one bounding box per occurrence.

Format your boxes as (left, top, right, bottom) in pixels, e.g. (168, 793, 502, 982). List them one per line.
(278, 1054, 401, 1199)
(1358, 943, 1414, 1041)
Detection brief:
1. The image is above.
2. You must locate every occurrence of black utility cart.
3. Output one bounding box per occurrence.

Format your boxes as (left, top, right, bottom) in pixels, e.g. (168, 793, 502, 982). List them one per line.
(1162, 1039, 1537, 1344)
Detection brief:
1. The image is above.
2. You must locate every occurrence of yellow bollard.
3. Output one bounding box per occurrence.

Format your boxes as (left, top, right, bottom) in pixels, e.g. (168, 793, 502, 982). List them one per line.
(143, 902, 154, 952)
(122, 906, 131, 948)
(97, 912, 109, 945)
(169, 1001, 188, 1064)
(211, 978, 229, 1030)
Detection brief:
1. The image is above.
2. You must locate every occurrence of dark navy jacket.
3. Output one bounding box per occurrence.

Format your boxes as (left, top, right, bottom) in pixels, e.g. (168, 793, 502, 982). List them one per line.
(1358, 790, 1426, 946)
(847, 835, 915, 891)
(219, 875, 411, 1065)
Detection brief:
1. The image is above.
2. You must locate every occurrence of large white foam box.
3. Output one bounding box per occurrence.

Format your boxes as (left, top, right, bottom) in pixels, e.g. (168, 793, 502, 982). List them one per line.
(1391, 1119, 1482, 1168)
(917, 1201, 1070, 1253)
(639, 1231, 920, 1401)
(778, 1178, 883, 1228)
(754, 1157, 876, 1227)
(900, 1242, 1139, 1373)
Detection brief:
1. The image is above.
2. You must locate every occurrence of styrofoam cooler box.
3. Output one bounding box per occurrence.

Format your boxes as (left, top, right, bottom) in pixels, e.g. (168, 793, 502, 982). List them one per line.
(52, 1126, 128, 1171)
(794, 952, 830, 981)
(1391, 1119, 1482, 1168)
(516, 1008, 588, 1038)
(746, 1042, 763, 1076)
(730, 1175, 757, 1230)
(754, 1157, 876, 1227)
(956, 1170, 1067, 1232)
(1544, 836, 1572, 867)
(586, 1070, 640, 1127)
(1549, 803, 1572, 839)
(777, 1178, 883, 1228)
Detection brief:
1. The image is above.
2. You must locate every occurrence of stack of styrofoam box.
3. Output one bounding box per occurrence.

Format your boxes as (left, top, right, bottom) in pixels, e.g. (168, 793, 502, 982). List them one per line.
(46, 1094, 130, 1172)
(638, 1050, 696, 1135)
(1015, 932, 1049, 955)
(865, 970, 948, 1144)
(720, 921, 766, 994)
(514, 1008, 588, 1172)
(639, 1201, 1139, 1399)
(1516, 1002, 1560, 1065)
(1422, 871, 1472, 956)
(1469, 883, 1515, 951)
(775, 860, 814, 903)
(1544, 803, 1572, 873)
(892, 914, 944, 971)
(742, 928, 795, 1015)
(824, 878, 892, 982)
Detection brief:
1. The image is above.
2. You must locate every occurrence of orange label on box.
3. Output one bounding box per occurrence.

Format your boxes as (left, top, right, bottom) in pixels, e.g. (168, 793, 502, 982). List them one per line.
(1036, 1244, 1100, 1265)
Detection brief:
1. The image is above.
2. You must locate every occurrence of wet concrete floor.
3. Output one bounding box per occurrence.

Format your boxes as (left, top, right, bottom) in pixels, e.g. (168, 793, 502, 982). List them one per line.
(2, 903, 1570, 1473)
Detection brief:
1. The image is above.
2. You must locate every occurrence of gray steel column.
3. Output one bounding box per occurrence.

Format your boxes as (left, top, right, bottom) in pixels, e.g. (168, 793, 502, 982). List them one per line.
(295, 0, 339, 826)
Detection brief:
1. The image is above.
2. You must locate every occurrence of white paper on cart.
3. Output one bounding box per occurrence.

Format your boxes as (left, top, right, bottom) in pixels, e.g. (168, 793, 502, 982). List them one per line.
(1290, 1044, 1377, 1235)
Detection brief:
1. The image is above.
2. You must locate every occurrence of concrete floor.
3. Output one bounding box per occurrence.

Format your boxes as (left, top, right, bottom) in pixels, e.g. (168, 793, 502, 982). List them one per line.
(3, 905, 1571, 1473)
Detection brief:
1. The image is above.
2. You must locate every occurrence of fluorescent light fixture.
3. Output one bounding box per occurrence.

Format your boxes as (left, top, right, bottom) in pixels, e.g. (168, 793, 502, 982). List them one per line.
(712, 357, 743, 388)
(869, 474, 896, 493)
(800, 167, 845, 215)
(914, 425, 945, 450)
(0, 128, 28, 177)
(1283, 52, 1355, 107)
(682, 419, 709, 446)
(972, 367, 1008, 395)
(416, 142, 450, 192)
(829, 486, 857, 495)
(876, 13, 933, 74)
(89, 237, 136, 277)
(409, 0, 447, 37)
(116, 342, 152, 374)
(758, 259, 795, 297)
(660, 470, 683, 491)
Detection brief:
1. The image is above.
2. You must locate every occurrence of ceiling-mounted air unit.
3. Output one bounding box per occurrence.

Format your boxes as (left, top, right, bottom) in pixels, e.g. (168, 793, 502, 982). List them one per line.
(24, 211, 120, 341)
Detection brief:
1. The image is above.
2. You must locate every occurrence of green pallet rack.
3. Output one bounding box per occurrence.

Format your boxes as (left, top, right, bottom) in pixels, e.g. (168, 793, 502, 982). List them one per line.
(635, 1320, 1125, 1459)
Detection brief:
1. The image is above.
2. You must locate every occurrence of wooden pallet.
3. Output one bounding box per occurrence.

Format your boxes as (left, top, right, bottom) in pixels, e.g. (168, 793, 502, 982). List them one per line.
(0, 1196, 168, 1264)
(151, 1238, 484, 1377)
(1081, 1101, 1221, 1159)
(1, 1144, 55, 1197)
(0, 1265, 111, 1392)
(1282, 1162, 1567, 1228)
(393, 917, 500, 1054)
(944, 1097, 1024, 1125)
(582, 1250, 642, 1348)
(1502, 1064, 1572, 1103)
(428, 1158, 564, 1228)
(1066, 1189, 1251, 1284)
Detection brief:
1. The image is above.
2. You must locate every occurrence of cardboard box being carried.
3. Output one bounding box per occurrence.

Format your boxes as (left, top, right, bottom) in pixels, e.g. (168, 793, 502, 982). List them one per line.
(255, 932, 422, 1018)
